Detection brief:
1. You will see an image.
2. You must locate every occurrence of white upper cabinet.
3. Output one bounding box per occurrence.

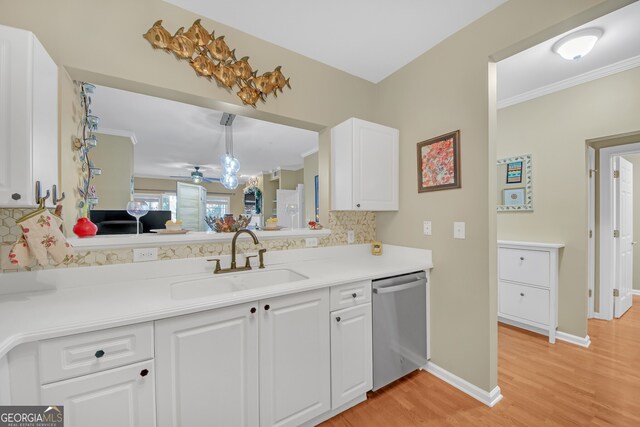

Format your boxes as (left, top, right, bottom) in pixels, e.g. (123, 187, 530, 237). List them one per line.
(331, 118, 399, 211)
(0, 24, 58, 207)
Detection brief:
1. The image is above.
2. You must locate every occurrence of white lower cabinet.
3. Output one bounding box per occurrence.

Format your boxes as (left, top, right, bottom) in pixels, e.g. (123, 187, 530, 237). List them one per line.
(155, 302, 259, 427)
(154, 288, 330, 427)
(259, 289, 331, 427)
(330, 303, 372, 409)
(40, 360, 155, 427)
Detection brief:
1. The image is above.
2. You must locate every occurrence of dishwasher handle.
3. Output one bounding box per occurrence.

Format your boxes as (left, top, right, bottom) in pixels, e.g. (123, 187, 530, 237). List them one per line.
(373, 279, 425, 295)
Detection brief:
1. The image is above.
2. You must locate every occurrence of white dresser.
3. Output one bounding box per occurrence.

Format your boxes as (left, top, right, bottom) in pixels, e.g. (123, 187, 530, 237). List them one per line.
(497, 241, 564, 343)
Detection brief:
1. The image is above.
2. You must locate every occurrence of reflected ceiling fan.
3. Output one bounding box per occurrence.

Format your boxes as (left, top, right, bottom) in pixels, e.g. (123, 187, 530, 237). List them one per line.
(170, 166, 220, 184)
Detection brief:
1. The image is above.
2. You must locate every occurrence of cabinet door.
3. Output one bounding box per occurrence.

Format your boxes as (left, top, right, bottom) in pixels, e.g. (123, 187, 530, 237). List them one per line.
(352, 119, 399, 211)
(0, 25, 32, 206)
(331, 303, 372, 409)
(260, 288, 330, 427)
(40, 360, 155, 427)
(155, 302, 259, 427)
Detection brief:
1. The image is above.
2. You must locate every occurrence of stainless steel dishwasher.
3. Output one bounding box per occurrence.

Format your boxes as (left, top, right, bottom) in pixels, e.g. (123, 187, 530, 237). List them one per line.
(372, 271, 428, 391)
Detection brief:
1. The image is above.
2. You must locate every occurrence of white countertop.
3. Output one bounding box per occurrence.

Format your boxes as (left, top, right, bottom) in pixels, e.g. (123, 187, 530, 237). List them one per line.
(0, 244, 432, 359)
(498, 240, 565, 249)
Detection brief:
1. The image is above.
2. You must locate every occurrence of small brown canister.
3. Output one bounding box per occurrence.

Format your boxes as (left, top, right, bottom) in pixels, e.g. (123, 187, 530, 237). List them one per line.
(371, 240, 383, 256)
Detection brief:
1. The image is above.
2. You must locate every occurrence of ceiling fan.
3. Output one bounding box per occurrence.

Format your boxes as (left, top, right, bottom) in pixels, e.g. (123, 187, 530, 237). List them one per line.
(170, 166, 220, 184)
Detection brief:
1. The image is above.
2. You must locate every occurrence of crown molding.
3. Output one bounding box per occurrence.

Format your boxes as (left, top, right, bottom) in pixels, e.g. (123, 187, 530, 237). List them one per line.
(498, 54, 640, 110)
(300, 147, 319, 158)
(97, 128, 139, 145)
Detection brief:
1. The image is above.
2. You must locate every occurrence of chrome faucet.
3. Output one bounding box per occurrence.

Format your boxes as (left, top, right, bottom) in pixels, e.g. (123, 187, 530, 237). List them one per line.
(208, 229, 265, 274)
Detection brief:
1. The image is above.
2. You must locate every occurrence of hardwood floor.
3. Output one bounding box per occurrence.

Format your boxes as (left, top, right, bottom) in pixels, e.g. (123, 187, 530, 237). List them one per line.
(321, 296, 640, 426)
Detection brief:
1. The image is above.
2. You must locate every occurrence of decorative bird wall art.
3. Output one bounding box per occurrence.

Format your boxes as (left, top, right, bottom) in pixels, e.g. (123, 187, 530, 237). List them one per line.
(143, 19, 291, 108)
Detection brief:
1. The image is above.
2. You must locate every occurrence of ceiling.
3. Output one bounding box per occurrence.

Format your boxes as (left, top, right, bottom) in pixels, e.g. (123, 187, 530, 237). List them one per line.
(497, 1, 640, 108)
(164, 0, 506, 83)
(91, 85, 318, 180)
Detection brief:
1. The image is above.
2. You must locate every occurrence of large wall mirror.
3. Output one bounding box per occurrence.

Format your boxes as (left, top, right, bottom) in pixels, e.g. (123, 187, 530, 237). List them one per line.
(84, 85, 320, 233)
(497, 154, 533, 212)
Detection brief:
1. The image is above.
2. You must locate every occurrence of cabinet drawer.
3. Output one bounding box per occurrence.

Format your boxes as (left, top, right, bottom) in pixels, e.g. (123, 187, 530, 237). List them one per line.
(39, 322, 154, 384)
(330, 280, 371, 311)
(499, 282, 549, 326)
(499, 248, 550, 287)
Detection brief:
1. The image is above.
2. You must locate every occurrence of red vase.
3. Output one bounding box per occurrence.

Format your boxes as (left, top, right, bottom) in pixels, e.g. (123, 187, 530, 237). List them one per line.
(73, 217, 98, 238)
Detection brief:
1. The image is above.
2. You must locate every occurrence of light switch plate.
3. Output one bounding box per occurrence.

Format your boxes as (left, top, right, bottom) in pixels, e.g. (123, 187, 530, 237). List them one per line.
(347, 230, 355, 244)
(423, 221, 432, 236)
(133, 247, 158, 262)
(453, 222, 466, 239)
(305, 237, 318, 248)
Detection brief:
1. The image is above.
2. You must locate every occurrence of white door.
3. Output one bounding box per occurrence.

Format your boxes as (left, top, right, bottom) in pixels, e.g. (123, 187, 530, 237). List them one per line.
(352, 119, 399, 211)
(588, 147, 596, 318)
(259, 288, 330, 427)
(176, 182, 206, 231)
(614, 156, 634, 318)
(155, 303, 259, 427)
(41, 360, 155, 427)
(330, 303, 372, 409)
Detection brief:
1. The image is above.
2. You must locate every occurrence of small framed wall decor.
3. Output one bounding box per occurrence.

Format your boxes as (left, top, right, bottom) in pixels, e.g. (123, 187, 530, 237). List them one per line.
(506, 161, 523, 184)
(417, 130, 461, 192)
(503, 188, 525, 206)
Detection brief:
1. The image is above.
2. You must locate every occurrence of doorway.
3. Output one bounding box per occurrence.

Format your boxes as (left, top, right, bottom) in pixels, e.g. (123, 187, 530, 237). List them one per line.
(590, 136, 640, 320)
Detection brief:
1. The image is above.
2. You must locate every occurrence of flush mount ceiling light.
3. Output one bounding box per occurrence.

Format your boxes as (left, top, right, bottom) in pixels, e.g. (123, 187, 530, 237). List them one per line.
(552, 28, 603, 61)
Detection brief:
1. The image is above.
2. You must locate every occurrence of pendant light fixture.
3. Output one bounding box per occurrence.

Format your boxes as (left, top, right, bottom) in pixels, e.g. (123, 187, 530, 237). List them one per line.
(552, 28, 603, 61)
(220, 113, 240, 189)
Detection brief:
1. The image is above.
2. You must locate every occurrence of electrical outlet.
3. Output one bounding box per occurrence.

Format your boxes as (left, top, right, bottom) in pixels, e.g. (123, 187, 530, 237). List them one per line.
(133, 247, 158, 262)
(305, 237, 318, 248)
(347, 230, 355, 244)
(453, 222, 466, 240)
(423, 221, 432, 236)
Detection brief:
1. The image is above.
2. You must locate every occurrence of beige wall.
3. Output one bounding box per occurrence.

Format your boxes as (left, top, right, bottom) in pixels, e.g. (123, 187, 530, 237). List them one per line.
(0, 0, 376, 132)
(279, 169, 303, 190)
(134, 177, 244, 215)
(304, 152, 319, 222)
(621, 154, 640, 291)
(497, 67, 640, 337)
(92, 133, 134, 210)
(374, 0, 606, 392)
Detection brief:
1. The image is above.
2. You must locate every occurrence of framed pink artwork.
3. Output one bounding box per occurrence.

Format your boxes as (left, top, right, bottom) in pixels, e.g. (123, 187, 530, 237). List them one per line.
(416, 130, 461, 193)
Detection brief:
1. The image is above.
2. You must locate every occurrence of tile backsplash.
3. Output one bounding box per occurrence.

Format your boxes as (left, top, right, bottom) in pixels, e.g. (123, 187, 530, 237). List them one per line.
(0, 210, 376, 273)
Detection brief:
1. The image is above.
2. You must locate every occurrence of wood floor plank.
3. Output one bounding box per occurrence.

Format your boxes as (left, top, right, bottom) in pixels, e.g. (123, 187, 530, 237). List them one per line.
(320, 296, 640, 426)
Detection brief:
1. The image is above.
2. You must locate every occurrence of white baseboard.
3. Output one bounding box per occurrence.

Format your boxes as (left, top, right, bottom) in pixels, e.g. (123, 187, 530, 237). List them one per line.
(425, 361, 503, 407)
(632, 289, 640, 296)
(556, 331, 591, 348)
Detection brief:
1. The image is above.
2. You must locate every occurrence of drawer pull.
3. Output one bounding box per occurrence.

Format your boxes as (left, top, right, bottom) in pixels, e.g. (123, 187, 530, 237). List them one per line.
(352, 293, 357, 298)
(520, 257, 525, 261)
(94, 350, 105, 358)
(140, 369, 149, 377)
(250, 307, 256, 314)
(520, 293, 525, 297)
(264, 304, 270, 311)
(336, 316, 341, 322)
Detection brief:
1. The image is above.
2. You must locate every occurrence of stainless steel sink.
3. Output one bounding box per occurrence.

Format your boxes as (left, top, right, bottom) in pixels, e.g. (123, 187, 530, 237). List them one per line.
(170, 269, 308, 300)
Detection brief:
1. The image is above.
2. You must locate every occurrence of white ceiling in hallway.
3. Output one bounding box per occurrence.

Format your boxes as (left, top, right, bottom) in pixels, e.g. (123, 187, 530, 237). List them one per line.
(163, 0, 507, 83)
(497, 1, 640, 108)
(91, 85, 318, 181)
